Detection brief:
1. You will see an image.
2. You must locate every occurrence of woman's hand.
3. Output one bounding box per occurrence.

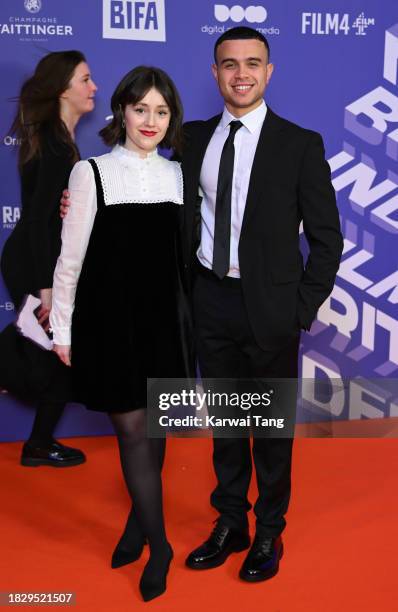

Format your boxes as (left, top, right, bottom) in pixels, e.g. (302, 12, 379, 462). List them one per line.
(39, 287, 52, 309)
(60, 189, 71, 218)
(36, 288, 52, 331)
(53, 344, 71, 367)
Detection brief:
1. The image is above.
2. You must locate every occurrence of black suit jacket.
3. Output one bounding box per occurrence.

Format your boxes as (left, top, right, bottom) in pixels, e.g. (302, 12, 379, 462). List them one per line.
(180, 107, 344, 351)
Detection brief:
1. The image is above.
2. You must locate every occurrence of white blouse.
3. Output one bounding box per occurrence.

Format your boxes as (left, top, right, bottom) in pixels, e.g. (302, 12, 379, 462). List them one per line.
(50, 145, 183, 345)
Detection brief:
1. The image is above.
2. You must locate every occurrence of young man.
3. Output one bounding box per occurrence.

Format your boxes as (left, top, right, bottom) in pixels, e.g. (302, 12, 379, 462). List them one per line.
(181, 27, 343, 581)
(60, 26, 343, 582)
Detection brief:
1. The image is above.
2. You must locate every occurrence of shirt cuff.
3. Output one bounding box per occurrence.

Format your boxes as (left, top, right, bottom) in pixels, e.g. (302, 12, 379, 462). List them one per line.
(50, 326, 71, 346)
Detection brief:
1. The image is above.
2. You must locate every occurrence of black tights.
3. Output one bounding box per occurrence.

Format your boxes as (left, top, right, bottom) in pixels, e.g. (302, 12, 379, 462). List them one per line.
(110, 409, 168, 561)
(28, 401, 65, 445)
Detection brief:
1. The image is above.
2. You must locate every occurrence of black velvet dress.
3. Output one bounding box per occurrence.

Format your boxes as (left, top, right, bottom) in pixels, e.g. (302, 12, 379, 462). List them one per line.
(70, 157, 193, 412)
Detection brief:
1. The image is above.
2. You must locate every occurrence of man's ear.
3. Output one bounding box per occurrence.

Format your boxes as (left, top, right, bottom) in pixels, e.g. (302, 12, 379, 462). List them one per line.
(266, 62, 274, 85)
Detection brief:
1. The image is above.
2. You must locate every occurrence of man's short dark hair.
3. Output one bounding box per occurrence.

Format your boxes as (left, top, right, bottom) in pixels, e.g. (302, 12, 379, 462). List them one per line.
(214, 26, 270, 63)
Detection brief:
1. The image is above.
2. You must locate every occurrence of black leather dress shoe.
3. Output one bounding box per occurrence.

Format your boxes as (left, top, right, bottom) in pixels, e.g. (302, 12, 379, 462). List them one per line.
(20, 440, 86, 467)
(185, 523, 250, 570)
(239, 535, 283, 582)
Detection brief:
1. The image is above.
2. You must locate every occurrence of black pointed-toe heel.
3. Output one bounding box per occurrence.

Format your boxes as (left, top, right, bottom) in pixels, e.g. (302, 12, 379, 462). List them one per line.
(139, 544, 173, 602)
(111, 508, 146, 569)
(111, 544, 144, 569)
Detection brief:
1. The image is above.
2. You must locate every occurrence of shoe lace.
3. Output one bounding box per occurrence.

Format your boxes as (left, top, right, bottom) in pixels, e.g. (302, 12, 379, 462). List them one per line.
(208, 523, 230, 548)
(253, 536, 273, 557)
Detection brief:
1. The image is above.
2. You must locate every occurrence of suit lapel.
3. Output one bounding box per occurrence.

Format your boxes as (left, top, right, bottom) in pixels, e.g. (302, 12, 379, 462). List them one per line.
(240, 107, 285, 237)
(183, 114, 221, 258)
(184, 114, 221, 198)
(183, 107, 285, 261)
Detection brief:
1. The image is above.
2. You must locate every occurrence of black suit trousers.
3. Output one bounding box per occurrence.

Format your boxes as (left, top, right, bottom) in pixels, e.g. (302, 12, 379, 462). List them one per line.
(193, 265, 299, 537)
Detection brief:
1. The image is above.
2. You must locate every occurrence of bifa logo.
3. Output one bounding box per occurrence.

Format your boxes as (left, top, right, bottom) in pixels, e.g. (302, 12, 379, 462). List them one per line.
(103, 0, 166, 42)
(2, 206, 20, 229)
(214, 5, 267, 24)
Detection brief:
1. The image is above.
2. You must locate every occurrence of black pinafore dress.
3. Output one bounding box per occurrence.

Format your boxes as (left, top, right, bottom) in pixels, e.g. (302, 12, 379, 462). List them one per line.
(71, 158, 192, 412)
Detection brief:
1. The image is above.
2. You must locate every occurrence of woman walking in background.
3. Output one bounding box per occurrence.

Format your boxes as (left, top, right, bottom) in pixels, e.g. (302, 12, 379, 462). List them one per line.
(0, 50, 97, 467)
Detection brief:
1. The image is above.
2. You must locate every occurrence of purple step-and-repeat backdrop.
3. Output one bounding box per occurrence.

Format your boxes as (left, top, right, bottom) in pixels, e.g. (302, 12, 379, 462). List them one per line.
(0, 0, 397, 441)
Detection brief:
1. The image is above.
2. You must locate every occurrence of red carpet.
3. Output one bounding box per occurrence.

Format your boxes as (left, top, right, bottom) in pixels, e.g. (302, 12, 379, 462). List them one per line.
(1, 436, 398, 610)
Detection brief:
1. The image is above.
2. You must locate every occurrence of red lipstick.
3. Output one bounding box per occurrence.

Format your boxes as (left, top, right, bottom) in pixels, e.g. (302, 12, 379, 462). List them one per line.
(140, 130, 157, 137)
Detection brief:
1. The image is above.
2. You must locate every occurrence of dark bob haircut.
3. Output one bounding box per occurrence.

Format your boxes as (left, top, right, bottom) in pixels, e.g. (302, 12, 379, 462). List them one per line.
(214, 26, 270, 63)
(100, 66, 184, 155)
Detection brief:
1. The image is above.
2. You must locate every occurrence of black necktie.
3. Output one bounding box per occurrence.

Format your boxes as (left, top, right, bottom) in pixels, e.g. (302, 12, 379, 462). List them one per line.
(212, 120, 243, 279)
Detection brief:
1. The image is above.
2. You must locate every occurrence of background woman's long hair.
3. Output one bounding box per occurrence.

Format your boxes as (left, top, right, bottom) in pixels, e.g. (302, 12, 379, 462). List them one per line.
(10, 50, 86, 168)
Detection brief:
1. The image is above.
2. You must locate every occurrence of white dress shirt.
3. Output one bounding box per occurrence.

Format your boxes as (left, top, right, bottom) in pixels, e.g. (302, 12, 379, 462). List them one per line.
(197, 100, 267, 278)
(50, 145, 183, 345)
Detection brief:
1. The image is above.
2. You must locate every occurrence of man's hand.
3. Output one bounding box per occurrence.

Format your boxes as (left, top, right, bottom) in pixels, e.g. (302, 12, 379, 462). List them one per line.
(53, 344, 71, 367)
(60, 188, 71, 218)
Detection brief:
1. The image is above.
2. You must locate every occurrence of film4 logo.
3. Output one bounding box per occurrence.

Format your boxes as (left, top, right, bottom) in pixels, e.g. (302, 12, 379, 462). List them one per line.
(302, 12, 375, 36)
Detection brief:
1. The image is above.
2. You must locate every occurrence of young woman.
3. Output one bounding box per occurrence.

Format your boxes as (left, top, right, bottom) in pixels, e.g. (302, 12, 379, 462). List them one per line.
(0, 50, 97, 467)
(51, 66, 192, 602)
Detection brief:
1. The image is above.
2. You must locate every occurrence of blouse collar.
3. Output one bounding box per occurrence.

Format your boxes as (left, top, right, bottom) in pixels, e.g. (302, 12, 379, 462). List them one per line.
(111, 144, 159, 161)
